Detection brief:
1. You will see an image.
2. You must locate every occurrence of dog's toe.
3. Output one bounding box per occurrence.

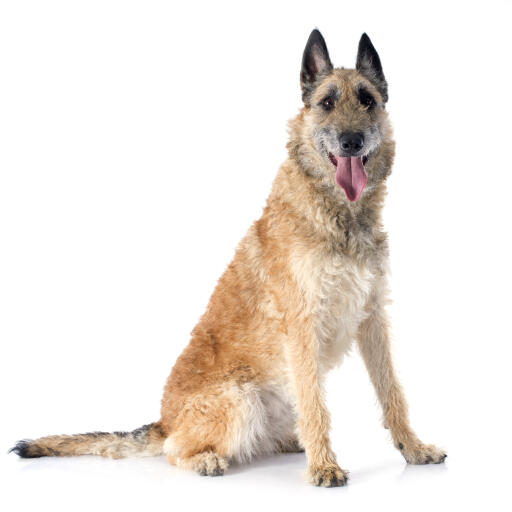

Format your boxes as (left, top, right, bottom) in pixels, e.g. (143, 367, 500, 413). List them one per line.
(309, 465, 349, 488)
(401, 442, 447, 465)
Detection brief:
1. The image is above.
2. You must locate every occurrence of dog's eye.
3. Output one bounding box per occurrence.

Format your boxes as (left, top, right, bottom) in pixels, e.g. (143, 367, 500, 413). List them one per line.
(357, 87, 376, 110)
(321, 96, 335, 110)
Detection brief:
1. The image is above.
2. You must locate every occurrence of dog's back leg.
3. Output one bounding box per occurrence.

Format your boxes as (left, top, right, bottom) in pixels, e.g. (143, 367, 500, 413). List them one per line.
(163, 379, 276, 476)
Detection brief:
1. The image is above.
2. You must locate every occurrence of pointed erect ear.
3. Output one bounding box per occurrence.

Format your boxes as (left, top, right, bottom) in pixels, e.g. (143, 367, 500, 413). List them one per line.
(300, 29, 333, 105)
(356, 33, 388, 103)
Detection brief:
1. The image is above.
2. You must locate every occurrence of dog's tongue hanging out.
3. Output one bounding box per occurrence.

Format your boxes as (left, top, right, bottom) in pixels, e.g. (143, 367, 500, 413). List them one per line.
(335, 156, 367, 202)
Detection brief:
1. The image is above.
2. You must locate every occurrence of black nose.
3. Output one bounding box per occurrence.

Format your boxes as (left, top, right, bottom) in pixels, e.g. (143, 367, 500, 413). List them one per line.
(339, 132, 364, 154)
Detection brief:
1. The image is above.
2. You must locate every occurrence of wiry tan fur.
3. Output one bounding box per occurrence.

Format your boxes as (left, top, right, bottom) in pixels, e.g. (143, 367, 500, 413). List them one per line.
(11, 31, 445, 487)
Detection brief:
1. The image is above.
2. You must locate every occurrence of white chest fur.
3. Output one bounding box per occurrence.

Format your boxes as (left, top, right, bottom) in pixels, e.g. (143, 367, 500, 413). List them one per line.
(290, 246, 375, 375)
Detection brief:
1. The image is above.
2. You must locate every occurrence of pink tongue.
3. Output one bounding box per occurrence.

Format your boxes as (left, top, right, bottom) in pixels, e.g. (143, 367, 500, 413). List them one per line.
(335, 156, 367, 202)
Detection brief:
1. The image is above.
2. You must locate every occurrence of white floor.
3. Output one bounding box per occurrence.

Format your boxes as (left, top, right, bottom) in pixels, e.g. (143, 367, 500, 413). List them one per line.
(1, 435, 503, 512)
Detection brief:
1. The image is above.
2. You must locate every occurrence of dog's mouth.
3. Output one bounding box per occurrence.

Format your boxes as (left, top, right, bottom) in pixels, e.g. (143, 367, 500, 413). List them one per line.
(328, 153, 368, 202)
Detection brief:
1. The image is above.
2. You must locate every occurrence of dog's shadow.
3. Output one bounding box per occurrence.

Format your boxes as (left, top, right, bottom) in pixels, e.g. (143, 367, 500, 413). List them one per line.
(226, 452, 399, 484)
(228, 452, 447, 486)
(227, 452, 306, 476)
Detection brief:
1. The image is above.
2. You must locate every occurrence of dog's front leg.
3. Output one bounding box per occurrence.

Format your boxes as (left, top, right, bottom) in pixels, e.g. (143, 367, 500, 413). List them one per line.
(286, 320, 348, 487)
(357, 291, 446, 464)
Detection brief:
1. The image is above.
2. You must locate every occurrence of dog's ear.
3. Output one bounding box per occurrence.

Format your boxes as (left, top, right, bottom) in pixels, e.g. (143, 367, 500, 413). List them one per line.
(356, 33, 388, 103)
(300, 29, 333, 105)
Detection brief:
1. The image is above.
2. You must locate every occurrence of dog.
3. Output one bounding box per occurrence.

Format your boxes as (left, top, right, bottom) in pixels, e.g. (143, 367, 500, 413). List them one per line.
(11, 30, 446, 487)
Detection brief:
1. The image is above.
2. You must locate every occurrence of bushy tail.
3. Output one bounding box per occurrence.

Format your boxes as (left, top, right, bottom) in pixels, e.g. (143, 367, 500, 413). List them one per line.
(9, 422, 166, 459)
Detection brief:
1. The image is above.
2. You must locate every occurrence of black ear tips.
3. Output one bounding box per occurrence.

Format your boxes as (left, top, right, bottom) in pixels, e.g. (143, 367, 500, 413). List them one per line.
(302, 28, 331, 72)
(359, 33, 374, 48)
(357, 33, 369, 57)
(357, 33, 378, 67)
(301, 28, 333, 104)
(308, 28, 325, 44)
(356, 33, 388, 103)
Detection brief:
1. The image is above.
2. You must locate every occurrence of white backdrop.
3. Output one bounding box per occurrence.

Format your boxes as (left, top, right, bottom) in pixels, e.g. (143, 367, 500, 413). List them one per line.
(1, 1, 511, 510)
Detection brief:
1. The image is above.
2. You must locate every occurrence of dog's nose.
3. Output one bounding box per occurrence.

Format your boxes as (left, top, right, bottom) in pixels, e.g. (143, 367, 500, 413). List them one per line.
(339, 132, 364, 154)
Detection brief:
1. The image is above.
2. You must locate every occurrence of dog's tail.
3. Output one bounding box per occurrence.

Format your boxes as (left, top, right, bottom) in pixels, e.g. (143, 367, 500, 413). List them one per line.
(9, 421, 166, 459)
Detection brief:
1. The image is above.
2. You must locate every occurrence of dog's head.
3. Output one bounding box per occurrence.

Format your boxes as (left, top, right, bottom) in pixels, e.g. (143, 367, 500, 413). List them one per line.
(294, 30, 394, 202)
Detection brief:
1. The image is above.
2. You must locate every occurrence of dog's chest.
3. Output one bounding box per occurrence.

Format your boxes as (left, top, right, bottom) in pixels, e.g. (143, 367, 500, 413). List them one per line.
(291, 248, 375, 373)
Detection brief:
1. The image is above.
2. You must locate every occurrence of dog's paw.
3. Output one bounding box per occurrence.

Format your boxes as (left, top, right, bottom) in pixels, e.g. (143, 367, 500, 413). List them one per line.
(193, 452, 228, 476)
(308, 464, 349, 487)
(399, 442, 447, 465)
